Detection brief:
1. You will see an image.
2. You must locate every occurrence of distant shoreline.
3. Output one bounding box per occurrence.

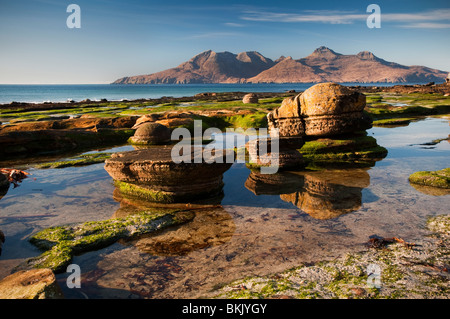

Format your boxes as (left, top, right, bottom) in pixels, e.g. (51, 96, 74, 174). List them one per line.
(0, 82, 448, 108)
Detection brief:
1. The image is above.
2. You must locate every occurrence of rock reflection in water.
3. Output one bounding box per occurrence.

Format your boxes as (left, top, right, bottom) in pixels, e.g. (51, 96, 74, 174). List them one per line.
(132, 208, 235, 256)
(409, 183, 450, 196)
(112, 189, 235, 256)
(245, 168, 370, 219)
(0, 185, 8, 201)
(0, 174, 9, 201)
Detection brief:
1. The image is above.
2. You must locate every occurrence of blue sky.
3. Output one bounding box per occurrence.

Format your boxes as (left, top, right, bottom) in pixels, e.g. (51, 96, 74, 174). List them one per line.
(0, 0, 449, 84)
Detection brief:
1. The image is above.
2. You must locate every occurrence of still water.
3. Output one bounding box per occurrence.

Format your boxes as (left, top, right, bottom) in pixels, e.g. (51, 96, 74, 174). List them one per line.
(0, 117, 449, 298)
(0, 83, 417, 104)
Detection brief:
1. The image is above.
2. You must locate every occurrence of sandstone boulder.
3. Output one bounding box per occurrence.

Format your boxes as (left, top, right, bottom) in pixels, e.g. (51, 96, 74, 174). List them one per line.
(246, 137, 305, 171)
(0, 269, 63, 299)
(300, 82, 371, 136)
(257, 95, 306, 171)
(267, 94, 305, 138)
(132, 113, 162, 128)
(104, 146, 233, 203)
(0, 116, 138, 133)
(242, 93, 258, 104)
(268, 83, 372, 137)
(300, 82, 366, 116)
(128, 122, 171, 145)
(272, 95, 301, 118)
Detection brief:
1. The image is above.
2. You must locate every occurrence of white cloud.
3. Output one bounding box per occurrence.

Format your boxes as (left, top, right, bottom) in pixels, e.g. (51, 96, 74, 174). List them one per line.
(241, 10, 366, 24)
(240, 8, 450, 28)
(224, 22, 245, 27)
(399, 22, 450, 29)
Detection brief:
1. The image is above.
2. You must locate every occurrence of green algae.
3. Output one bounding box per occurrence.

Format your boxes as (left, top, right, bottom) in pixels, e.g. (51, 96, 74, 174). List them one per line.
(372, 118, 415, 126)
(114, 180, 224, 204)
(299, 135, 388, 167)
(24, 211, 194, 273)
(36, 152, 112, 169)
(409, 168, 450, 189)
(115, 181, 178, 203)
(224, 112, 268, 129)
(365, 92, 450, 120)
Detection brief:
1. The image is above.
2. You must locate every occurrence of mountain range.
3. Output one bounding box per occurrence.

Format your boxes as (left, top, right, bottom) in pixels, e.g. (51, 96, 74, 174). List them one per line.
(112, 46, 448, 84)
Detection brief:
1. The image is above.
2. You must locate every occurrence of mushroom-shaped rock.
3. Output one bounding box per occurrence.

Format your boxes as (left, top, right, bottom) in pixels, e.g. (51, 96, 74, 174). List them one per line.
(242, 93, 258, 104)
(104, 146, 233, 203)
(300, 82, 366, 116)
(300, 82, 371, 136)
(267, 95, 305, 138)
(272, 95, 301, 118)
(129, 122, 171, 145)
(132, 114, 162, 129)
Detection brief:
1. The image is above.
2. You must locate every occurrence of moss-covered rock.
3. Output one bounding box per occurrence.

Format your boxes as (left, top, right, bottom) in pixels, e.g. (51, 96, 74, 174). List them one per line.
(36, 152, 112, 169)
(299, 134, 388, 167)
(224, 111, 268, 129)
(372, 118, 415, 126)
(19, 211, 194, 273)
(365, 92, 450, 120)
(105, 146, 232, 203)
(0, 128, 135, 159)
(114, 180, 225, 204)
(114, 181, 181, 203)
(409, 168, 450, 189)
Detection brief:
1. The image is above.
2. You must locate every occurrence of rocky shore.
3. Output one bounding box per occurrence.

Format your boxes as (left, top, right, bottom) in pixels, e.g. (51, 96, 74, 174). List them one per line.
(0, 82, 449, 299)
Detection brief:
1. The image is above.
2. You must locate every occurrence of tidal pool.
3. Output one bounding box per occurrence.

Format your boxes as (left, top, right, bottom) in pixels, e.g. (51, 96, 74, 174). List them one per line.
(0, 117, 449, 298)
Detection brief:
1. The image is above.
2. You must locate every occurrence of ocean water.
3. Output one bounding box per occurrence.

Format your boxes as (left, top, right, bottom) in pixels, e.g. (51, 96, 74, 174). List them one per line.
(0, 83, 417, 104)
(0, 118, 449, 298)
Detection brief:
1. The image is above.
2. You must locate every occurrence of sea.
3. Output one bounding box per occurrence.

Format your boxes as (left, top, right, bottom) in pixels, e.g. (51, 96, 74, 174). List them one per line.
(0, 83, 421, 104)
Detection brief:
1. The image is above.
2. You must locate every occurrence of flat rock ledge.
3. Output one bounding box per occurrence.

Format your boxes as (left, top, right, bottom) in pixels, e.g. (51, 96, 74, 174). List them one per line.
(409, 168, 450, 189)
(15, 211, 194, 274)
(208, 214, 450, 299)
(0, 268, 63, 299)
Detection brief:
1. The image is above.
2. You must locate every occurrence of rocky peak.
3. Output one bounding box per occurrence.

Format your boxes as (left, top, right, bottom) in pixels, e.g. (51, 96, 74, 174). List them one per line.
(309, 46, 340, 59)
(190, 50, 214, 61)
(357, 51, 378, 61)
(274, 56, 293, 63)
(237, 51, 267, 63)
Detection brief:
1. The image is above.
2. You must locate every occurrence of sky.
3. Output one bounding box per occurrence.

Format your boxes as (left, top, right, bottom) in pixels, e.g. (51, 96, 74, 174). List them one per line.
(0, 0, 449, 84)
